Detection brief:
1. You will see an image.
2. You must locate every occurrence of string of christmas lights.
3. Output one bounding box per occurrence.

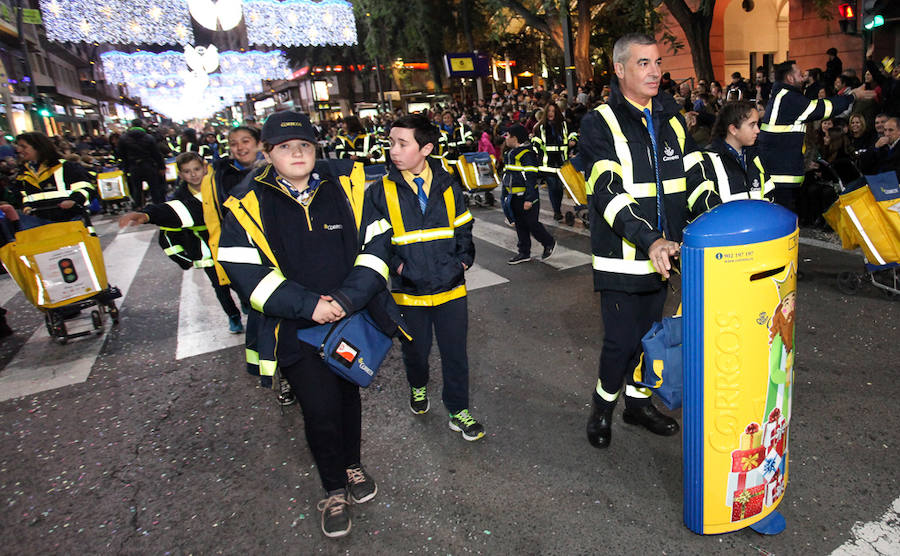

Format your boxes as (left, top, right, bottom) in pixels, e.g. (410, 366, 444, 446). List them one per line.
(243, 0, 357, 47)
(39, 0, 194, 45)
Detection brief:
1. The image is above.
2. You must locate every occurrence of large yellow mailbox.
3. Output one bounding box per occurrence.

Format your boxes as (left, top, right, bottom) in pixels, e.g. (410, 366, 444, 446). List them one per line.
(682, 200, 798, 535)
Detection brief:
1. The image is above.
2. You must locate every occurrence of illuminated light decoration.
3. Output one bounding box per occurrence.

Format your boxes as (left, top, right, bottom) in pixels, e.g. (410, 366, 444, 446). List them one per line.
(38, 0, 194, 45)
(187, 0, 243, 31)
(101, 49, 290, 87)
(243, 0, 357, 47)
(184, 45, 220, 74)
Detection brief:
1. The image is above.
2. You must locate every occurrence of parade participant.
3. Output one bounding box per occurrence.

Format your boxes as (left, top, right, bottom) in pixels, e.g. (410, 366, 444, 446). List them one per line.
(216, 111, 405, 538)
(118, 152, 243, 334)
(438, 111, 475, 158)
(335, 116, 376, 165)
(705, 101, 774, 202)
(531, 103, 575, 221)
(335, 114, 483, 441)
(117, 119, 166, 207)
(579, 33, 719, 449)
(503, 124, 555, 264)
(758, 60, 870, 210)
(198, 127, 298, 402)
(198, 133, 220, 161)
(11, 131, 96, 227)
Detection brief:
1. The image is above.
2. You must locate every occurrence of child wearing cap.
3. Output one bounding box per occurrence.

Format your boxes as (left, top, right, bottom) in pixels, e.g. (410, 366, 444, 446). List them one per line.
(118, 151, 244, 334)
(215, 110, 406, 539)
(503, 124, 556, 264)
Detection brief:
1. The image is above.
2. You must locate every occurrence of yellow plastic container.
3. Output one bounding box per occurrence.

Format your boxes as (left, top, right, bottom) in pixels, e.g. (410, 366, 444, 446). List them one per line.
(0, 221, 108, 309)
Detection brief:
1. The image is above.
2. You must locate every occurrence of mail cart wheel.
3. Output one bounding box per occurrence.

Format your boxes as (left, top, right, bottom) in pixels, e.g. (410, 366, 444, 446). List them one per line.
(91, 310, 103, 331)
(108, 303, 120, 325)
(484, 191, 495, 206)
(837, 271, 861, 295)
(55, 321, 68, 344)
(564, 211, 575, 226)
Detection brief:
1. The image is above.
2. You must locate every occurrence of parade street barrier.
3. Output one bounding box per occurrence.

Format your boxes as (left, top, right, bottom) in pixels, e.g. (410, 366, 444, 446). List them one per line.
(682, 200, 798, 535)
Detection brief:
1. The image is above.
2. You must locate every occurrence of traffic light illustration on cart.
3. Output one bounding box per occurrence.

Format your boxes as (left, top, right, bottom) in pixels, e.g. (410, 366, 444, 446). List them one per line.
(58, 258, 78, 283)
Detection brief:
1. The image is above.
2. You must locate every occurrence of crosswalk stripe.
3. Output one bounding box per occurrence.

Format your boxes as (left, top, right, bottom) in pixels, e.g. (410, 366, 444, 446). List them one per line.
(466, 263, 509, 291)
(472, 219, 591, 270)
(175, 268, 244, 360)
(0, 229, 155, 402)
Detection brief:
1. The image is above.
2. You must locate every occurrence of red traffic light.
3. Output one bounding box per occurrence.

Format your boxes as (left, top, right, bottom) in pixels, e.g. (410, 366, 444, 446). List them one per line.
(838, 3, 855, 19)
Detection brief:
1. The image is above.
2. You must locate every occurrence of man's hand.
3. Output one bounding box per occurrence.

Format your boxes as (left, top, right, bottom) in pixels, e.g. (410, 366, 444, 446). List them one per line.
(850, 85, 876, 100)
(648, 238, 680, 279)
(875, 136, 891, 149)
(312, 296, 345, 324)
(867, 43, 875, 60)
(58, 200, 76, 210)
(523, 201, 533, 210)
(118, 212, 149, 228)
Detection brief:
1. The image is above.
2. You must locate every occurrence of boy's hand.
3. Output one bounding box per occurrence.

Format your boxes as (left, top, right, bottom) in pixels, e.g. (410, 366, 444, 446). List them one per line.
(118, 212, 149, 228)
(312, 296, 345, 324)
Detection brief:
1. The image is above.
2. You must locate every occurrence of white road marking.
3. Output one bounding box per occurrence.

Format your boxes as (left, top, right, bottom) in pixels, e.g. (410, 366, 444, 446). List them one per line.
(832, 497, 900, 555)
(466, 263, 509, 291)
(175, 268, 244, 360)
(472, 219, 590, 270)
(0, 229, 155, 402)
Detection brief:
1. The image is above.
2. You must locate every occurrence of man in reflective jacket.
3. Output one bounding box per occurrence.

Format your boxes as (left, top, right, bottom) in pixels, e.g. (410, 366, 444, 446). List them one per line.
(579, 34, 719, 449)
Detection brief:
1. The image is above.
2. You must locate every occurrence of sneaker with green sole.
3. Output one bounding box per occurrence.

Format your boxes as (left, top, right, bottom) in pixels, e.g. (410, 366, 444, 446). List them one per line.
(409, 386, 429, 414)
(449, 409, 485, 441)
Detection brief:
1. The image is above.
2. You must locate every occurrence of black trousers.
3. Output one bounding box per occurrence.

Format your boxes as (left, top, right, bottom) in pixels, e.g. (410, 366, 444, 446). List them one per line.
(202, 267, 239, 318)
(126, 162, 165, 207)
(282, 342, 361, 493)
(596, 287, 668, 409)
(400, 296, 469, 414)
(511, 195, 554, 256)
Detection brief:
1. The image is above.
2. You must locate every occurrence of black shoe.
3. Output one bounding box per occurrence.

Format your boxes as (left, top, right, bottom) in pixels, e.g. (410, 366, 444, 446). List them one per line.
(317, 489, 351, 538)
(622, 404, 679, 436)
(586, 401, 614, 449)
(507, 253, 531, 265)
(346, 464, 377, 504)
(553, 212, 563, 221)
(277, 376, 297, 406)
(541, 240, 556, 260)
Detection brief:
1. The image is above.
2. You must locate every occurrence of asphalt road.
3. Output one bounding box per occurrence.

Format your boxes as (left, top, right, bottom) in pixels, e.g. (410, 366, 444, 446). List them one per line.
(0, 201, 897, 555)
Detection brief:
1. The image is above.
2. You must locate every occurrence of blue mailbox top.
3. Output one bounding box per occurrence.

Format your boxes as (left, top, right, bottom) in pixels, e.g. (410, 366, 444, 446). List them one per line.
(683, 200, 797, 248)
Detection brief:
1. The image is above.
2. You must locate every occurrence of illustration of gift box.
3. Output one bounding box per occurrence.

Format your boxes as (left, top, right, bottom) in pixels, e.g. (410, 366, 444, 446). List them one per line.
(760, 451, 783, 482)
(726, 464, 765, 506)
(731, 444, 766, 473)
(740, 422, 763, 450)
(732, 483, 766, 521)
(765, 470, 785, 507)
(764, 408, 787, 456)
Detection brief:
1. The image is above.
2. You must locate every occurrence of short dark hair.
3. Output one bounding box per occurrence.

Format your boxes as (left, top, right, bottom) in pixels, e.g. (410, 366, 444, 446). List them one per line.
(175, 151, 204, 170)
(827, 47, 838, 56)
(131, 118, 144, 128)
(342, 116, 364, 134)
(391, 114, 439, 150)
(229, 126, 260, 142)
(731, 72, 742, 79)
(15, 131, 62, 167)
(774, 61, 796, 83)
(712, 101, 757, 139)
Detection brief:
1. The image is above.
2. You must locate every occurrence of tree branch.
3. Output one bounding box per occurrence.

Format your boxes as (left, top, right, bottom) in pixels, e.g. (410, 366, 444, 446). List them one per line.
(491, 0, 553, 36)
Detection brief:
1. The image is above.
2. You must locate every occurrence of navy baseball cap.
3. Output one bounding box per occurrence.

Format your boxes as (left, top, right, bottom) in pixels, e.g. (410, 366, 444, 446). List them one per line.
(261, 111, 317, 144)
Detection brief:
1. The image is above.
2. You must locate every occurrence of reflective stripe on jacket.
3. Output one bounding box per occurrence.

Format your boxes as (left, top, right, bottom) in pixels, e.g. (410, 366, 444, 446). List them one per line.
(758, 82, 853, 188)
(703, 139, 774, 203)
(579, 79, 720, 293)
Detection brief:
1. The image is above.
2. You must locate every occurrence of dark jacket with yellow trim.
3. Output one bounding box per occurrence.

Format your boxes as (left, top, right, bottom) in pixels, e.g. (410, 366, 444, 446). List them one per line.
(15, 159, 96, 222)
(579, 79, 719, 293)
(502, 145, 540, 203)
(217, 162, 404, 376)
(758, 82, 853, 189)
(142, 183, 211, 270)
(704, 139, 774, 203)
(337, 158, 474, 308)
(202, 157, 264, 285)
